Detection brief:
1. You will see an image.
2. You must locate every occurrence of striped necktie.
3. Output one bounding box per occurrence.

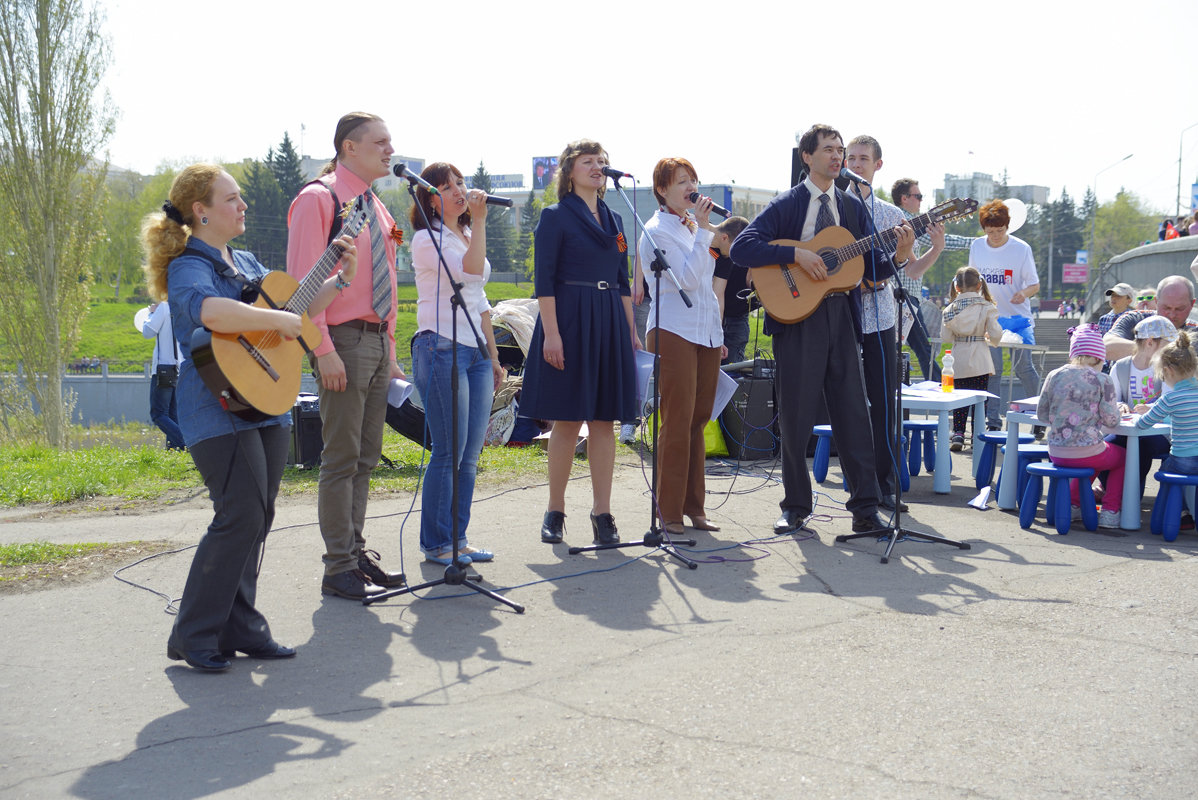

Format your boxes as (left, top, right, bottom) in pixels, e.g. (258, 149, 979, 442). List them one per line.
(366, 194, 392, 321)
(814, 193, 834, 234)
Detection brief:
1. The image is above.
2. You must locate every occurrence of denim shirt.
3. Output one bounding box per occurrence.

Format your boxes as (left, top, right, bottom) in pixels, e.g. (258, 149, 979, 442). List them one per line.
(168, 237, 288, 447)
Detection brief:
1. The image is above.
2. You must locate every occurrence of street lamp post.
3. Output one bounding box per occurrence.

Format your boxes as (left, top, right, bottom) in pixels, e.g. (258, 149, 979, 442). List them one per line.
(1178, 122, 1198, 219)
(1089, 153, 1134, 279)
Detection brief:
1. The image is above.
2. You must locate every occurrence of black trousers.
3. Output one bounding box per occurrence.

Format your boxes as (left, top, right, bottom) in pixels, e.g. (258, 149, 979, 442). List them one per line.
(773, 294, 880, 517)
(169, 423, 290, 652)
(862, 324, 899, 498)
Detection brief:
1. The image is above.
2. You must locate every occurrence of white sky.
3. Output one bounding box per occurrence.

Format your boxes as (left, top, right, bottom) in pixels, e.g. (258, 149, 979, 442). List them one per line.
(101, 0, 1198, 215)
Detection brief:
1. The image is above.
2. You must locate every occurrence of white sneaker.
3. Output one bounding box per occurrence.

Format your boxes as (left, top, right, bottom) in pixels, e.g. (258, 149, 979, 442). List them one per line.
(1071, 505, 1082, 522)
(1097, 509, 1121, 529)
(619, 423, 637, 444)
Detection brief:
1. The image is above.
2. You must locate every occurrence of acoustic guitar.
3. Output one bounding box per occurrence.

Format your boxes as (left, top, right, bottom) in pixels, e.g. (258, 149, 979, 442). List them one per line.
(191, 195, 370, 421)
(750, 197, 978, 324)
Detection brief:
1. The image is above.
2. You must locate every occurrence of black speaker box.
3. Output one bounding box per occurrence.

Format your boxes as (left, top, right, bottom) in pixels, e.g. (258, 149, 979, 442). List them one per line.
(720, 377, 778, 460)
(289, 394, 323, 468)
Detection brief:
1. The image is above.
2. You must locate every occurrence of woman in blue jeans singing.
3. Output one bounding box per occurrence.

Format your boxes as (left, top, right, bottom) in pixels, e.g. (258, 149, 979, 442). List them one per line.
(409, 162, 505, 565)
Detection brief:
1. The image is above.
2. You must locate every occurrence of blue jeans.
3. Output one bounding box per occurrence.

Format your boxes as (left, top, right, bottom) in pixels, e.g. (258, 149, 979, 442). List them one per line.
(412, 331, 493, 555)
(149, 374, 185, 450)
(721, 315, 750, 365)
(986, 345, 1040, 427)
(1162, 454, 1198, 475)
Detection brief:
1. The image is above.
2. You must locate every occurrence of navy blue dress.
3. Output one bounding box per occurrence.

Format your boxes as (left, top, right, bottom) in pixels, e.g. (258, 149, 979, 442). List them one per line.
(522, 193, 638, 422)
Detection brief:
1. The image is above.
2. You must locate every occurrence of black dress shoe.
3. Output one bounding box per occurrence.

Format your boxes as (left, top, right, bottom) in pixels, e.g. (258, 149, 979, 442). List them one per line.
(221, 641, 297, 660)
(167, 645, 231, 672)
(590, 511, 620, 544)
(541, 510, 566, 543)
(774, 509, 809, 534)
(321, 569, 384, 600)
(357, 548, 405, 588)
(879, 496, 909, 512)
(851, 512, 887, 533)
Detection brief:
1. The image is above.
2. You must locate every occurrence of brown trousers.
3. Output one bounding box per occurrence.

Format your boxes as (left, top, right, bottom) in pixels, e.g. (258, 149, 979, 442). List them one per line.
(648, 328, 722, 523)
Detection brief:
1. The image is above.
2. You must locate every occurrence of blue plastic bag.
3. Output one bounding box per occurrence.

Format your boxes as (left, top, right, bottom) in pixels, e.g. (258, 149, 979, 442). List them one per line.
(997, 315, 1036, 345)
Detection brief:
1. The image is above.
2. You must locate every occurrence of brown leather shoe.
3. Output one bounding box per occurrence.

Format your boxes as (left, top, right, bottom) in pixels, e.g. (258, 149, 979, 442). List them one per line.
(321, 569, 384, 600)
(357, 549, 405, 588)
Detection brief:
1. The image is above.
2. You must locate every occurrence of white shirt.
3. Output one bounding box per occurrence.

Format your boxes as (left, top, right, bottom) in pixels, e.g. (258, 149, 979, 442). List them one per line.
(856, 191, 906, 334)
(140, 301, 181, 369)
(639, 209, 722, 348)
(801, 177, 839, 241)
(969, 234, 1038, 326)
(411, 224, 492, 346)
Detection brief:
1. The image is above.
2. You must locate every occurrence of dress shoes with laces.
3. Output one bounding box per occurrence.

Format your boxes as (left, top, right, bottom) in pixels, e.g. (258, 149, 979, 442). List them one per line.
(541, 510, 566, 543)
(357, 548, 405, 588)
(774, 509, 809, 534)
(167, 645, 231, 673)
(221, 641, 297, 660)
(851, 512, 887, 533)
(879, 496, 909, 512)
(321, 569, 384, 600)
(590, 512, 620, 545)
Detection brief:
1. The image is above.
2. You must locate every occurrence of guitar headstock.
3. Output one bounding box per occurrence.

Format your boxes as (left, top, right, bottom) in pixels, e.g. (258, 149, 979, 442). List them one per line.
(929, 197, 979, 225)
(339, 195, 370, 239)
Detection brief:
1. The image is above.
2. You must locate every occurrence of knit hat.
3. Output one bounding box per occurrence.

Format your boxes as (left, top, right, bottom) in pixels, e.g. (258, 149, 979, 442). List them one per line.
(1133, 314, 1178, 341)
(1068, 324, 1106, 361)
(1105, 282, 1135, 299)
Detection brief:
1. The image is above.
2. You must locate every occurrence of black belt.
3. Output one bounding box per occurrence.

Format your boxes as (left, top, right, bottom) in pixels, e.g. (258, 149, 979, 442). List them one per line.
(332, 319, 388, 333)
(562, 280, 617, 290)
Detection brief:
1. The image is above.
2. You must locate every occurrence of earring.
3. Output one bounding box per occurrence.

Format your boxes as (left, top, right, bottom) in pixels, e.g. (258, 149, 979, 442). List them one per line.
(201, 216, 208, 225)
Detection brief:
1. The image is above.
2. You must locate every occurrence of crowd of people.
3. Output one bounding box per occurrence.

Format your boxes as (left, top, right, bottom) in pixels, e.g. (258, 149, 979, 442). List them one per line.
(141, 113, 1198, 672)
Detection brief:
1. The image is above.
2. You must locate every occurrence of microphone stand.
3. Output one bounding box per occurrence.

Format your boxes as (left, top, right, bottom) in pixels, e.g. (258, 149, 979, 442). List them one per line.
(365, 180, 524, 612)
(568, 175, 698, 569)
(834, 226, 969, 562)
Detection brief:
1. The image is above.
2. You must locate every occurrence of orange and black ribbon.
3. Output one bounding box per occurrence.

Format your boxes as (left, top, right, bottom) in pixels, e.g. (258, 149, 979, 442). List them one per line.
(616, 232, 627, 253)
(389, 224, 404, 247)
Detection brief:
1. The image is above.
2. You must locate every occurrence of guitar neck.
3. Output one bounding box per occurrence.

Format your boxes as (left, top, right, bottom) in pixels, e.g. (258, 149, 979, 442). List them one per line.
(286, 236, 351, 315)
(835, 209, 940, 263)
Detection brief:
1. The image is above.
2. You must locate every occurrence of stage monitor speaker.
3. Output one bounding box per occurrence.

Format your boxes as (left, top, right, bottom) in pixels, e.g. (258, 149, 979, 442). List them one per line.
(720, 376, 778, 460)
(289, 393, 322, 468)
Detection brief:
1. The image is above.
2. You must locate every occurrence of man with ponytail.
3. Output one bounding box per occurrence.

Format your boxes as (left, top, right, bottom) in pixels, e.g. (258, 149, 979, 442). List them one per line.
(287, 112, 406, 601)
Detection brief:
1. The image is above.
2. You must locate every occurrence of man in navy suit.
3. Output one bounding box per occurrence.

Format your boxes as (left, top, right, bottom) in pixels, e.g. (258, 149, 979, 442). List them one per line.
(730, 123, 915, 534)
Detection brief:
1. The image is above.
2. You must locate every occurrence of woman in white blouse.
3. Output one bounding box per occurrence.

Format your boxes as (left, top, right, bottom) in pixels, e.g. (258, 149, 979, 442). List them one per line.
(409, 162, 505, 565)
(639, 157, 726, 534)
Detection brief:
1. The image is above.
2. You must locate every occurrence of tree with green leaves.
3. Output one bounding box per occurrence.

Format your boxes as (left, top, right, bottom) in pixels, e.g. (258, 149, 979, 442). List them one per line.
(515, 189, 538, 274)
(270, 132, 305, 202)
(470, 161, 516, 273)
(240, 157, 287, 268)
(0, 0, 114, 447)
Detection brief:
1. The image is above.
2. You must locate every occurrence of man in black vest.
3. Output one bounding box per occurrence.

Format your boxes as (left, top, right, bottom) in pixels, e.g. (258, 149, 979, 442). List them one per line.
(731, 123, 915, 534)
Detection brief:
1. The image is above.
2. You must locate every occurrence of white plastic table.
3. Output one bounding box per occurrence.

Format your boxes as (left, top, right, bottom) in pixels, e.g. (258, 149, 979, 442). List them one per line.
(900, 388, 993, 494)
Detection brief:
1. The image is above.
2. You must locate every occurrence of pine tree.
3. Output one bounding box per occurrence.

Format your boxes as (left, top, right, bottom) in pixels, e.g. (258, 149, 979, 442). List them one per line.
(271, 132, 306, 201)
(471, 161, 515, 273)
(240, 159, 287, 269)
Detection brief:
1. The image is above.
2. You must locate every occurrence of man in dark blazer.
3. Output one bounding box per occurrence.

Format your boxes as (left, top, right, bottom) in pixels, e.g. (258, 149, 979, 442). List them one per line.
(730, 123, 915, 534)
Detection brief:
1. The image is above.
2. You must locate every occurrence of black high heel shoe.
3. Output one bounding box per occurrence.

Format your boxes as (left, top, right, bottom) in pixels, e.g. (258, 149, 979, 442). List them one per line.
(541, 510, 566, 543)
(590, 512, 620, 545)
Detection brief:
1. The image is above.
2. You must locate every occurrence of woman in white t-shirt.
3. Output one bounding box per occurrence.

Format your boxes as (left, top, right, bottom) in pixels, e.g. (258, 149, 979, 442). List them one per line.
(969, 199, 1041, 428)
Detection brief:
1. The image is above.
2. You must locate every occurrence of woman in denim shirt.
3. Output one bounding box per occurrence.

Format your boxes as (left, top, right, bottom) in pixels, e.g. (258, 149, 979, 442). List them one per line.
(144, 164, 356, 672)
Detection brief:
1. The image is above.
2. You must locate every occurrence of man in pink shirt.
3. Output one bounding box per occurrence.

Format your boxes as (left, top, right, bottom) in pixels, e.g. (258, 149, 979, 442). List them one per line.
(287, 112, 406, 600)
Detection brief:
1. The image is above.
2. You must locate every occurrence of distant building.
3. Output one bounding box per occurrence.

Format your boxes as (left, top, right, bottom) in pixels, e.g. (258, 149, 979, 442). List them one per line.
(936, 171, 1049, 206)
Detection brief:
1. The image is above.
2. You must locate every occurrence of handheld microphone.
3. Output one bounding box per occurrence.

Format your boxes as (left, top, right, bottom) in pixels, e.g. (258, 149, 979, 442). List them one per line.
(484, 194, 514, 208)
(839, 166, 870, 185)
(601, 166, 634, 180)
(688, 192, 731, 218)
(391, 162, 438, 194)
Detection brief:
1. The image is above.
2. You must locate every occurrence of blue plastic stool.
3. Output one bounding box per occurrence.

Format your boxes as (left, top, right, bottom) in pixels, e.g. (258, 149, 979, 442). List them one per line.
(976, 431, 1035, 490)
(813, 425, 835, 483)
(1001, 443, 1050, 506)
(1149, 471, 1198, 542)
(1019, 462, 1097, 535)
(903, 420, 939, 476)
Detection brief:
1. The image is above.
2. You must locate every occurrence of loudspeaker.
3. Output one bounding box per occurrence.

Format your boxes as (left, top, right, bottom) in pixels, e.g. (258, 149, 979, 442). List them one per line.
(289, 393, 322, 468)
(720, 376, 778, 460)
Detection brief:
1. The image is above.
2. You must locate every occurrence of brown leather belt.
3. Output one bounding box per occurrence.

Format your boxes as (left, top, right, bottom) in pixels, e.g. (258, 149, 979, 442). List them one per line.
(332, 319, 388, 333)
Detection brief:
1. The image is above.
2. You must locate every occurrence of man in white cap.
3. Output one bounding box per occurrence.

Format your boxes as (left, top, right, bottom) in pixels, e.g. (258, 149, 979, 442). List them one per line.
(1098, 283, 1135, 336)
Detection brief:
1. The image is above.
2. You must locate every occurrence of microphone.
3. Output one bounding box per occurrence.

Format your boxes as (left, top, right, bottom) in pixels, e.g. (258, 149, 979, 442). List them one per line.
(688, 192, 731, 218)
(484, 194, 514, 208)
(391, 162, 438, 194)
(601, 166, 634, 180)
(839, 166, 870, 185)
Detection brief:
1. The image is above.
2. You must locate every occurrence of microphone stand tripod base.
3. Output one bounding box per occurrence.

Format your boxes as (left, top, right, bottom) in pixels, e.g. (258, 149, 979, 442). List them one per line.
(569, 527, 699, 569)
(364, 562, 525, 613)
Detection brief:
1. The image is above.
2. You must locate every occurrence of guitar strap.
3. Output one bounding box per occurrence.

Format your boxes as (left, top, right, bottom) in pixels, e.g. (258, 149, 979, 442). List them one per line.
(301, 178, 343, 246)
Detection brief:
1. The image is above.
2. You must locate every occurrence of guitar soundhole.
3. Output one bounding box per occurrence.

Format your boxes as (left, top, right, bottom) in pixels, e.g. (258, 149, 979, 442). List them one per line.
(820, 249, 838, 274)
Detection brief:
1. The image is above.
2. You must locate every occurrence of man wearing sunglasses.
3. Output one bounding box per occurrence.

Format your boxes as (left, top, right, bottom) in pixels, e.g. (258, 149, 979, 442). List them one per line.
(1104, 275, 1198, 361)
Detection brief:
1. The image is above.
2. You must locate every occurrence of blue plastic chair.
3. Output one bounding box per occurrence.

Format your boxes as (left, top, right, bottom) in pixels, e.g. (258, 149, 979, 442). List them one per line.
(1149, 471, 1198, 542)
(976, 431, 1035, 490)
(903, 419, 939, 476)
(1019, 462, 1097, 535)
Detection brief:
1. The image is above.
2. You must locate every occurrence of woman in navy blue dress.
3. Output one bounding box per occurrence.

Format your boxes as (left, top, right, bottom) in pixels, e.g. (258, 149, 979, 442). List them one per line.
(522, 139, 639, 545)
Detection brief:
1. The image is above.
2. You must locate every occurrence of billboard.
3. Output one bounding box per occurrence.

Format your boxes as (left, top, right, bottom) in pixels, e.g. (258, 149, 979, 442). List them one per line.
(533, 156, 558, 191)
(1062, 263, 1089, 284)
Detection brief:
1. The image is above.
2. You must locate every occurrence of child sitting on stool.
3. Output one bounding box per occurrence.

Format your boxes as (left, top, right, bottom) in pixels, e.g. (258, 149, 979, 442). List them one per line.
(1037, 325, 1124, 529)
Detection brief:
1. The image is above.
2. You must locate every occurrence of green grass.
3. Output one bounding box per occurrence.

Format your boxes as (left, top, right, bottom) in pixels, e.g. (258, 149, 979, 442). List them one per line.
(0, 440, 198, 506)
(0, 541, 108, 566)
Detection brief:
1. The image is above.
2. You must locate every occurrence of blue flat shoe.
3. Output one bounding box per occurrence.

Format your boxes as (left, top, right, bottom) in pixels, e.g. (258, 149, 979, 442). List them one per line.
(460, 548, 493, 562)
(425, 552, 471, 566)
